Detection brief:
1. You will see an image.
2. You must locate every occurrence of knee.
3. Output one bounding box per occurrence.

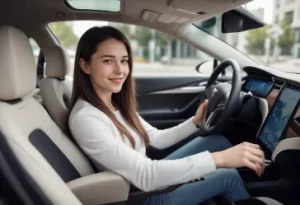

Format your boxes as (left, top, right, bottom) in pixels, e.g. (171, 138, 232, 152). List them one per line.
(216, 169, 243, 190)
(220, 168, 240, 179)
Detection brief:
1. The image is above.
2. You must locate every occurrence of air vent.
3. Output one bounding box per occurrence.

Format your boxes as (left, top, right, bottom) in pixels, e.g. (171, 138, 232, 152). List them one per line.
(273, 80, 285, 90)
(273, 84, 281, 90)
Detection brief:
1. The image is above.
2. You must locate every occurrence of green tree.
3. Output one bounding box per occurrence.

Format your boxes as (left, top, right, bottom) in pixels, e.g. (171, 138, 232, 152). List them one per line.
(49, 22, 78, 49)
(278, 18, 295, 55)
(108, 24, 172, 62)
(131, 26, 172, 61)
(132, 27, 168, 49)
(132, 27, 152, 48)
(245, 26, 268, 55)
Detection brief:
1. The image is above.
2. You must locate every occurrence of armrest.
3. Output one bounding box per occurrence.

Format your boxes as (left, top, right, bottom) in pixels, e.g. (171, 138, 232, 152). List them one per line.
(67, 171, 130, 205)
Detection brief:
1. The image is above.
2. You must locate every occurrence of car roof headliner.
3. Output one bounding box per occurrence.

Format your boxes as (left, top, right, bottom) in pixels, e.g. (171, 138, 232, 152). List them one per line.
(0, 0, 251, 37)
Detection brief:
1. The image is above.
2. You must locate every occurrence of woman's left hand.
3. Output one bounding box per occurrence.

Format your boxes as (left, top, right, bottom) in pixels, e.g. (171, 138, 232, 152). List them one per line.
(192, 99, 209, 127)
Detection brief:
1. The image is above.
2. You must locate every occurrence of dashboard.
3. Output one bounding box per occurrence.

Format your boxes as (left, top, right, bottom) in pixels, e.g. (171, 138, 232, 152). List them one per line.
(243, 75, 300, 158)
(244, 79, 273, 97)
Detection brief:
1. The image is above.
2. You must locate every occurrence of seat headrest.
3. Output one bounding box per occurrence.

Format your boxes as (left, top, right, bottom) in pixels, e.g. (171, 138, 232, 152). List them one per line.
(0, 26, 36, 101)
(44, 46, 70, 78)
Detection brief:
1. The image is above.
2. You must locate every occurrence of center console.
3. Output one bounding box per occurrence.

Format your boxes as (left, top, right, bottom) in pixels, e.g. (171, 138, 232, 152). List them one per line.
(255, 83, 300, 159)
(239, 78, 300, 203)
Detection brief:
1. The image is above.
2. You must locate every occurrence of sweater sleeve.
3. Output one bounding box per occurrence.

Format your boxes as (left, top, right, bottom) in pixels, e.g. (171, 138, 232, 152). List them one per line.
(69, 112, 216, 192)
(138, 115, 199, 149)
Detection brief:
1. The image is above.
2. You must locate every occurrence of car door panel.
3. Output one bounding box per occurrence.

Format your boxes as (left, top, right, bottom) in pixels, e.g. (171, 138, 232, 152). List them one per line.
(138, 91, 204, 129)
(135, 75, 231, 94)
(135, 76, 206, 94)
(135, 75, 230, 129)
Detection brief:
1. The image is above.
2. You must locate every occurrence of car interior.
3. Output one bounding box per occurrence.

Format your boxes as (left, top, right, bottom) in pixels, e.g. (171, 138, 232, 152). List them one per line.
(0, 0, 299, 205)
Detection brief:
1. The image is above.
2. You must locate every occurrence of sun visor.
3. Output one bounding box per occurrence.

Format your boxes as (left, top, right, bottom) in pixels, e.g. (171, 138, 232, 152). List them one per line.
(141, 0, 252, 24)
(141, 10, 193, 24)
(168, 0, 253, 21)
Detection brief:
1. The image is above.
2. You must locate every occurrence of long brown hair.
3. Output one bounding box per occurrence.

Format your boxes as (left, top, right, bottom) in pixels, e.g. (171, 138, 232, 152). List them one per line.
(69, 26, 149, 148)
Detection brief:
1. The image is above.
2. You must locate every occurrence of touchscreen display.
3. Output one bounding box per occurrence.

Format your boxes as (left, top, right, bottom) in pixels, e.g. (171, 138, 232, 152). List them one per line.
(257, 85, 300, 154)
(244, 79, 273, 96)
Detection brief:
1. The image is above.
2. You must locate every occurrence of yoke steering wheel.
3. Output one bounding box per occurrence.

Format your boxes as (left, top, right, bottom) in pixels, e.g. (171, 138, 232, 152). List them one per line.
(201, 59, 242, 134)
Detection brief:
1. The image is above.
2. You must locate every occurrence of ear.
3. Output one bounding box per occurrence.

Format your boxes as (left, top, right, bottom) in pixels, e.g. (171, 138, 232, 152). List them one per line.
(79, 58, 90, 74)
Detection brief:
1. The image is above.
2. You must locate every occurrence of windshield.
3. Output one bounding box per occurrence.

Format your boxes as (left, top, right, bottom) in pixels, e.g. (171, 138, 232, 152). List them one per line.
(196, 0, 300, 74)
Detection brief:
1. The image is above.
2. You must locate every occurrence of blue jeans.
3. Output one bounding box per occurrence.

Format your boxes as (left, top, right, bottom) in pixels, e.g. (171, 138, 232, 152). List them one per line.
(143, 135, 250, 205)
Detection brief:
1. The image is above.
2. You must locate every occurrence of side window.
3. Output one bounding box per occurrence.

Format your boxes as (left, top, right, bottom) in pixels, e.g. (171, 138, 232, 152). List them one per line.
(48, 21, 214, 76)
(29, 38, 41, 63)
(29, 38, 44, 88)
(109, 23, 215, 75)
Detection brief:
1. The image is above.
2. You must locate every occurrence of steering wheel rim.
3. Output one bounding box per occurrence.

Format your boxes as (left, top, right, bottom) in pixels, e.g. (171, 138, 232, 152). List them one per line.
(201, 59, 242, 134)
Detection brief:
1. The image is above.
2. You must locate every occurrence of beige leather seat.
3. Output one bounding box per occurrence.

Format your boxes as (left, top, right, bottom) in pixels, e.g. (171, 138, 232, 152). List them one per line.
(0, 25, 130, 205)
(40, 46, 72, 135)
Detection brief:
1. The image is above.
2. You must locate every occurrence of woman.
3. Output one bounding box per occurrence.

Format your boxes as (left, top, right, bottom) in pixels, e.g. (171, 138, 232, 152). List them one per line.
(68, 26, 265, 205)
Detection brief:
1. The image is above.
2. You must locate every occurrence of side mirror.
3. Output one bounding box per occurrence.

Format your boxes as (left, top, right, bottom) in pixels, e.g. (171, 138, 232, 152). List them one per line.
(222, 7, 265, 33)
(195, 60, 214, 74)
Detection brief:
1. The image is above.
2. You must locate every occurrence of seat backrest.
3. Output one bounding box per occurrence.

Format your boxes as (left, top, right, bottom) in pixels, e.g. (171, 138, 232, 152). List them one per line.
(0, 26, 94, 205)
(40, 46, 72, 134)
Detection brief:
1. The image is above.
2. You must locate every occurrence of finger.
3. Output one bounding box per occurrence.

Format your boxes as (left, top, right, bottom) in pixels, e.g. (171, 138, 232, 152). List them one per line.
(244, 142, 261, 150)
(199, 100, 208, 123)
(260, 154, 266, 175)
(246, 146, 264, 159)
(255, 162, 262, 176)
(200, 99, 208, 106)
(201, 104, 208, 123)
(245, 151, 264, 165)
(244, 159, 260, 176)
(255, 159, 265, 176)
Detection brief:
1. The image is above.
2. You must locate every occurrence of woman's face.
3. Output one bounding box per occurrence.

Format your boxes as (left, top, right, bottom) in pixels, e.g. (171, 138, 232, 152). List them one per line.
(80, 38, 130, 95)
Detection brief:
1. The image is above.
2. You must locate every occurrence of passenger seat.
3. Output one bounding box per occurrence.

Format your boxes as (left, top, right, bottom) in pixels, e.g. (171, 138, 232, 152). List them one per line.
(40, 46, 72, 134)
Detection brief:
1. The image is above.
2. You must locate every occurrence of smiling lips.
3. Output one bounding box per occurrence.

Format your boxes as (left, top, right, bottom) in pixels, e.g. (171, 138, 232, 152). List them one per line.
(109, 78, 123, 84)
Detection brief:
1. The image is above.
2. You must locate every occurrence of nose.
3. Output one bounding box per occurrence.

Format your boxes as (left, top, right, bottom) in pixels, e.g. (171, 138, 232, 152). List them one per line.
(114, 61, 123, 73)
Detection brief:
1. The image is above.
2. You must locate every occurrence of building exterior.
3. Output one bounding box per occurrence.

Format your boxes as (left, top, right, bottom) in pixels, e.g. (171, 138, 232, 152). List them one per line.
(273, 0, 300, 57)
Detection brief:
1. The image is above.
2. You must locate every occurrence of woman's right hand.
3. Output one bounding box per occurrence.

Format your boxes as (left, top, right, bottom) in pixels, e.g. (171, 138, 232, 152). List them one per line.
(211, 142, 265, 176)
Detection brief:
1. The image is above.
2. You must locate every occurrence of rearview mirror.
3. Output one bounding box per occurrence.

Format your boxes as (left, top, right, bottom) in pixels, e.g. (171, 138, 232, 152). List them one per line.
(222, 7, 265, 33)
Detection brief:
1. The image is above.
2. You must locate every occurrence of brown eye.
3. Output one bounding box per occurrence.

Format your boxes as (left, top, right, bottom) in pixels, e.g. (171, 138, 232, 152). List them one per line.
(121, 59, 128, 64)
(103, 59, 113, 64)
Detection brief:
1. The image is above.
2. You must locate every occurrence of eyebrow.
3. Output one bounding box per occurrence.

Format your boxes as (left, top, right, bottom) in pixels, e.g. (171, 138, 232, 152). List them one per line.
(100, 55, 129, 58)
